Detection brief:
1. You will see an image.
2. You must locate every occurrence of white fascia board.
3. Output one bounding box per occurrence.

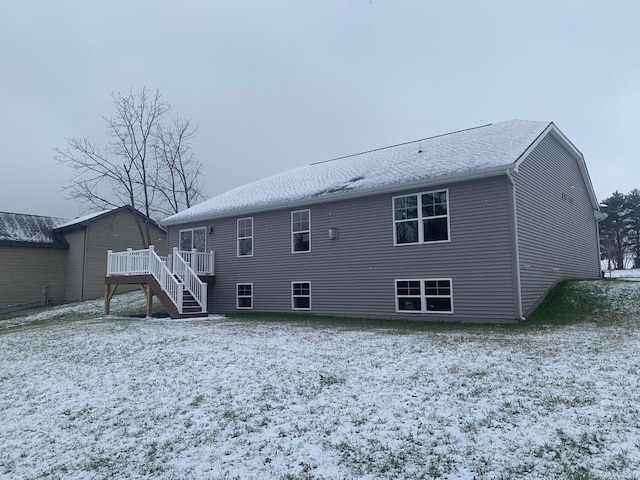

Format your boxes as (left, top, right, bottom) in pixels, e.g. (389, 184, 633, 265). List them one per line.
(514, 123, 600, 211)
(161, 165, 513, 226)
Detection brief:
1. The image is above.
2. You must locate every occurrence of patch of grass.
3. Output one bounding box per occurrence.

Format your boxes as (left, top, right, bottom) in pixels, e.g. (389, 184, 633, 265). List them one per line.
(526, 279, 627, 325)
(227, 311, 509, 334)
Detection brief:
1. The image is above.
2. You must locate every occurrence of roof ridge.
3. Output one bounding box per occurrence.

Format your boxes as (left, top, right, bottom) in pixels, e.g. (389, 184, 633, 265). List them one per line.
(310, 123, 493, 166)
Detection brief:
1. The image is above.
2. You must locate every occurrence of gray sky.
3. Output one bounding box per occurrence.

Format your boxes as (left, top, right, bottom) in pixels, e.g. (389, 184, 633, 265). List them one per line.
(1, 0, 638, 219)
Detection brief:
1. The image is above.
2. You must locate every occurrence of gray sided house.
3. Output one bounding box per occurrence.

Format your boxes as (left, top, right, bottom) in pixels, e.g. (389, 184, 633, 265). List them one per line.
(0, 206, 166, 311)
(160, 120, 602, 323)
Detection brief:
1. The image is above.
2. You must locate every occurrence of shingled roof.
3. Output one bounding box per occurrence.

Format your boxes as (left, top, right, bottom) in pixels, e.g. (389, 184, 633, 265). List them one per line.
(0, 212, 69, 245)
(163, 119, 559, 225)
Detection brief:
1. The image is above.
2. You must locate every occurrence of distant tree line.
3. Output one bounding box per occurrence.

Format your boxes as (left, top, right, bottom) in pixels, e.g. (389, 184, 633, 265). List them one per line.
(600, 189, 640, 270)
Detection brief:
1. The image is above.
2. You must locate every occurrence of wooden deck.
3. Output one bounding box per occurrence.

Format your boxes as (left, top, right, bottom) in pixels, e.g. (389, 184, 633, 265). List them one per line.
(105, 274, 216, 319)
(105, 247, 216, 319)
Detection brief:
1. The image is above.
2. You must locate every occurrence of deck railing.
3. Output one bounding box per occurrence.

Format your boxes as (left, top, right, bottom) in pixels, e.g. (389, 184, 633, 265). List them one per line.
(107, 246, 184, 314)
(172, 247, 207, 312)
(107, 247, 215, 315)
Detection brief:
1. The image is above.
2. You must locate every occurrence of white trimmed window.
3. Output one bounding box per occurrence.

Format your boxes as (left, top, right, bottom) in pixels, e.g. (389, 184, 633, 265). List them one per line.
(292, 282, 311, 310)
(179, 227, 206, 252)
(237, 218, 253, 257)
(291, 209, 311, 253)
(237, 283, 253, 309)
(393, 190, 449, 245)
(395, 279, 453, 313)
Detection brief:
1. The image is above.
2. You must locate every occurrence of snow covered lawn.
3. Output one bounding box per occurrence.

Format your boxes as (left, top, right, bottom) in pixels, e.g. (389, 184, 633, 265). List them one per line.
(1, 283, 640, 479)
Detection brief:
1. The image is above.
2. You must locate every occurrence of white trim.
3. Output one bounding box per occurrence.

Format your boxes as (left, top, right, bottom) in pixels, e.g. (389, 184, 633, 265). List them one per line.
(291, 209, 311, 254)
(236, 283, 253, 310)
(395, 278, 454, 314)
(236, 217, 254, 257)
(392, 189, 451, 246)
(179, 226, 207, 252)
(291, 281, 311, 310)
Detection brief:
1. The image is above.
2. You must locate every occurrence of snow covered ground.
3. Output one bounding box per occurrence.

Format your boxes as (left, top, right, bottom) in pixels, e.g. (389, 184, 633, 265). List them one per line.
(608, 267, 640, 280)
(1, 283, 640, 479)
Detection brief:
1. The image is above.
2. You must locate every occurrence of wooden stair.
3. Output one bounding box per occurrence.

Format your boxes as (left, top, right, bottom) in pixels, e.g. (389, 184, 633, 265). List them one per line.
(105, 274, 213, 319)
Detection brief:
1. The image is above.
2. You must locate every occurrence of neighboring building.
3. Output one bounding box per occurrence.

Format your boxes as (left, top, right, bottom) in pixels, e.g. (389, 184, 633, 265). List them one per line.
(0, 206, 166, 311)
(141, 120, 601, 323)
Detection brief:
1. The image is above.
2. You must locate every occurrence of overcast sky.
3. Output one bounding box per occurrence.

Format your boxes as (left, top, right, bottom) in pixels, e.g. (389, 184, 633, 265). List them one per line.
(1, 0, 638, 219)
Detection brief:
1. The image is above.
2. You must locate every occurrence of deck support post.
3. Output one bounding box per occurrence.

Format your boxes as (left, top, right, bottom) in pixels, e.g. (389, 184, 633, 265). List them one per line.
(104, 284, 119, 315)
(139, 284, 154, 318)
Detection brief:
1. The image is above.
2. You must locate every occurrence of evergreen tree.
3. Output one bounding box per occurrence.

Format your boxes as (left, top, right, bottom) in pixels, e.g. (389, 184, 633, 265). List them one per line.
(625, 188, 640, 266)
(599, 191, 629, 270)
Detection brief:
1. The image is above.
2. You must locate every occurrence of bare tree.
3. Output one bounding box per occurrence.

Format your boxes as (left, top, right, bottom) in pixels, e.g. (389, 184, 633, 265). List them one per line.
(55, 87, 204, 247)
(152, 118, 204, 216)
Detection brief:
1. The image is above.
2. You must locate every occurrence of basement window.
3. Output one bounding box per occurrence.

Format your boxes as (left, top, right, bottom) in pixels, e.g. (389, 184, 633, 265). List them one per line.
(395, 279, 453, 314)
(292, 282, 311, 310)
(237, 283, 253, 309)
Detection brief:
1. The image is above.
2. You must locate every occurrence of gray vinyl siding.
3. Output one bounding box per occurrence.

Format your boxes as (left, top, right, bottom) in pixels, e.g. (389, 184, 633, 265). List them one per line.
(63, 229, 85, 301)
(0, 245, 68, 308)
(168, 175, 520, 323)
(81, 210, 167, 299)
(514, 134, 600, 314)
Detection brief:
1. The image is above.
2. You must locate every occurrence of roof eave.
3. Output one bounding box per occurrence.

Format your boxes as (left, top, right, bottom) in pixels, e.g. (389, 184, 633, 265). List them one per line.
(161, 165, 513, 226)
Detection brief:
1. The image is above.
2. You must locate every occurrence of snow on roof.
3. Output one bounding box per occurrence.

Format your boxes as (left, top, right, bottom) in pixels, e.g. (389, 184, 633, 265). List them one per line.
(0, 212, 69, 244)
(163, 119, 550, 225)
(55, 210, 111, 230)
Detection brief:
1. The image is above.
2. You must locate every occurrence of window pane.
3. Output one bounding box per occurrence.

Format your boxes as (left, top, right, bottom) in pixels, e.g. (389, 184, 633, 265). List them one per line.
(293, 211, 310, 231)
(394, 196, 418, 220)
(293, 283, 310, 295)
(422, 191, 447, 218)
(396, 221, 418, 244)
(424, 218, 448, 242)
(239, 238, 253, 256)
(238, 297, 252, 308)
(294, 297, 310, 309)
(180, 231, 193, 251)
(422, 193, 434, 205)
(239, 219, 252, 236)
(434, 191, 447, 204)
(434, 204, 446, 216)
(437, 280, 451, 295)
(426, 297, 452, 312)
(237, 284, 252, 296)
(193, 229, 206, 252)
(398, 297, 422, 311)
(293, 232, 310, 252)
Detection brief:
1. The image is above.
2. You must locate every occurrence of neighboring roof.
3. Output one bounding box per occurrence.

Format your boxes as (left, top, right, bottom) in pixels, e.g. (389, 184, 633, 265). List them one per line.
(0, 212, 69, 245)
(162, 119, 596, 225)
(54, 210, 111, 230)
(54, 205, 166, 232)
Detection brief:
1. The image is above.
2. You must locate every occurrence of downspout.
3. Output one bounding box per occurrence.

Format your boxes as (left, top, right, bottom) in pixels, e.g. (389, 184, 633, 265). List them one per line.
(594, 210, 607, 276)
(507, 169, 526, 321)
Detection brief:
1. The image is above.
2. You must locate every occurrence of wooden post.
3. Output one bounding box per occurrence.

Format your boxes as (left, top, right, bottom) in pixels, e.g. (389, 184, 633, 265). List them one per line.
(146, 286, 153, 318)
(105, 285, 109, 315)
(104, 284, 118, 315)
(139, 284, 154, 318)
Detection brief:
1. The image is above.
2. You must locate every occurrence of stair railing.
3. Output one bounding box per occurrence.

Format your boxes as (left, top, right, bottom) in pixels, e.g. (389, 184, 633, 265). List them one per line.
(107, 246, 183, 314)
(172, 247, 207, 312)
